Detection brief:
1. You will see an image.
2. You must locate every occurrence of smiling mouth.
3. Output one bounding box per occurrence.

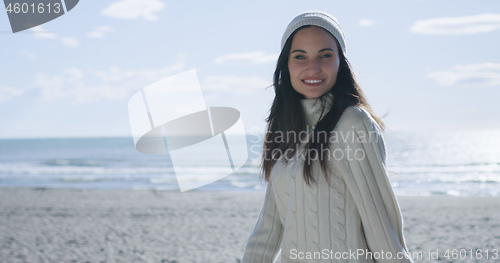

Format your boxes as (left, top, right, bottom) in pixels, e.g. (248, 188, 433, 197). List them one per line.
(303, 79, 323, 83)
(302, 79, 325, 85)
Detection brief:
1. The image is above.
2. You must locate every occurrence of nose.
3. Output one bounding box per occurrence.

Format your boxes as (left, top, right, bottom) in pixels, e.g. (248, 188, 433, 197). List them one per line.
(306, 58, 321, 74)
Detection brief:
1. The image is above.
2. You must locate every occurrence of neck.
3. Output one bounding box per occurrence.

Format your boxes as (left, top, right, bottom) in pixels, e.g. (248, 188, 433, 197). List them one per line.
(300, 92, 334, 128)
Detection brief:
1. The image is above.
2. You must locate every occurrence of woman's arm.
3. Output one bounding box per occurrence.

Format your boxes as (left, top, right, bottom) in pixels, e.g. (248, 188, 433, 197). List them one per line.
(339, 107, 413, 263)
(241, 179, 283, 263)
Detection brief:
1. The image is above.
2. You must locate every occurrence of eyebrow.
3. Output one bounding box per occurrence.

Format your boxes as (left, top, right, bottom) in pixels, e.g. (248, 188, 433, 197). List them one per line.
(290, 48, 335, 54)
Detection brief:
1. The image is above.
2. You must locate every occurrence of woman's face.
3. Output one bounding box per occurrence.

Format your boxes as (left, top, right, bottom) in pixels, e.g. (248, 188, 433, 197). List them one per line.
(288, 26, 340, 99)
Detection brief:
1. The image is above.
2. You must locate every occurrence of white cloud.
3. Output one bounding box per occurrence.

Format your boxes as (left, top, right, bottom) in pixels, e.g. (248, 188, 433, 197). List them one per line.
(33, 69, 77, 101)
(214, 51, 278, 65)
(101, 0, 166, 21)
(410, 13, 500, 35)
(0, 86, 24, 103)
(31, 55, 185, 104)
(358, 19, 374, 27)
(60, 37, 80, 47)
(202, 75, 271, 94)
(87, 26, 114, 39)
(30, 25, 57, 39)
(29, 25, 80, 48)
(427, 63, 500, 87)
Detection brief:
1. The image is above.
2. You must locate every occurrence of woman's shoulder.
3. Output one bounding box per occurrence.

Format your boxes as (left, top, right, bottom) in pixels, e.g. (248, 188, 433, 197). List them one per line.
(336, 105, 381, 132)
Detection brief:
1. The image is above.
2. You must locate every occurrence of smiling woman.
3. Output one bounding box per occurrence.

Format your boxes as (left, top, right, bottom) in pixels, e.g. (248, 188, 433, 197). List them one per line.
(241, 11, 414, 263)
(288, 26, 340, 99)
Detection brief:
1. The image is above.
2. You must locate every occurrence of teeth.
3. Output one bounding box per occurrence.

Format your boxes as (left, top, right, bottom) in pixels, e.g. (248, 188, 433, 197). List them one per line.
(304, 80, 322, 83)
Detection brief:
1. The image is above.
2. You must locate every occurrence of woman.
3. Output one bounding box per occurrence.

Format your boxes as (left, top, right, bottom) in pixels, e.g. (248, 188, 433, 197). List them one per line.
(241, 11, 413, 262)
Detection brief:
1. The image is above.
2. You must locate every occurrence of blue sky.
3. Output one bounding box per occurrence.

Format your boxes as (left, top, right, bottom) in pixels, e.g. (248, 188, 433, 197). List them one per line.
(1, 0, 500, 139)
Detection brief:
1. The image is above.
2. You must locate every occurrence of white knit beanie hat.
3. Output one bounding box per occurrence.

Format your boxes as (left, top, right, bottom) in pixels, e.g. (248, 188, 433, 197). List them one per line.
(281, 11, 346, 54)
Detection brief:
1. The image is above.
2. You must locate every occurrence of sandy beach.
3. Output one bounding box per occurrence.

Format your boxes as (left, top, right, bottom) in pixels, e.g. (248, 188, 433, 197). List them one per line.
(1, 188, 499, 263)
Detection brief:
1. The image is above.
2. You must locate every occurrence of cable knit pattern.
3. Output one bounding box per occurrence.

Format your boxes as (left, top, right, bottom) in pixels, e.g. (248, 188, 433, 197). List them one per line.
(330, 173, 347, 263)
(241, 94, 413, 263)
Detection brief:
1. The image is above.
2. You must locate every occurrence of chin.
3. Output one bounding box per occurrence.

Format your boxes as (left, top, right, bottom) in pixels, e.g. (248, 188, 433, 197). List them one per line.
(303, 92, 325, 99)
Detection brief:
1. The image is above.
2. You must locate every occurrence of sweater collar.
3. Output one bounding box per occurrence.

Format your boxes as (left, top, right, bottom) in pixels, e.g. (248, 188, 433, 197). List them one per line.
(300, 92, 334, 128)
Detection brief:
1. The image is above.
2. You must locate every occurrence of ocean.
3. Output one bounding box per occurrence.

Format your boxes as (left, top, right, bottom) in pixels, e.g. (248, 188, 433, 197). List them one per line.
(1, 129, 500, 196)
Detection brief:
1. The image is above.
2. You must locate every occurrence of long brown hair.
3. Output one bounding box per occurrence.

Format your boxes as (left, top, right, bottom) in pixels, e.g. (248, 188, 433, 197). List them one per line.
(262, 25, 385, 185)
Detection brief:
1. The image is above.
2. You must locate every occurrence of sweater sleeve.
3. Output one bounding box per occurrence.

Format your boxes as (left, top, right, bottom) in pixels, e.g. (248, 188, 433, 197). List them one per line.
(241, 179, 284, 263)
(339, 112, 413, 263)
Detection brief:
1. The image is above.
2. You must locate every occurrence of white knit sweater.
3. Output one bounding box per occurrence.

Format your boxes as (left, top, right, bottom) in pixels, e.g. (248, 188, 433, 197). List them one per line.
(241, 94, 413, 263)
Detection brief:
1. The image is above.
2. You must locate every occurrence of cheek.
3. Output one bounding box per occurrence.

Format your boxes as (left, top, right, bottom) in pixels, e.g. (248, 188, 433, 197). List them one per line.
(287, 63, 302, 89)
(328, 60, 340, 77)
(288, 62, 300, 77)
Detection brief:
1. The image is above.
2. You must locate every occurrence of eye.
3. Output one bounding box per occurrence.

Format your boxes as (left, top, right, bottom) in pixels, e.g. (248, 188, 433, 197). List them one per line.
(321, 53, 333, 58)
(294, 55, 305, 59)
